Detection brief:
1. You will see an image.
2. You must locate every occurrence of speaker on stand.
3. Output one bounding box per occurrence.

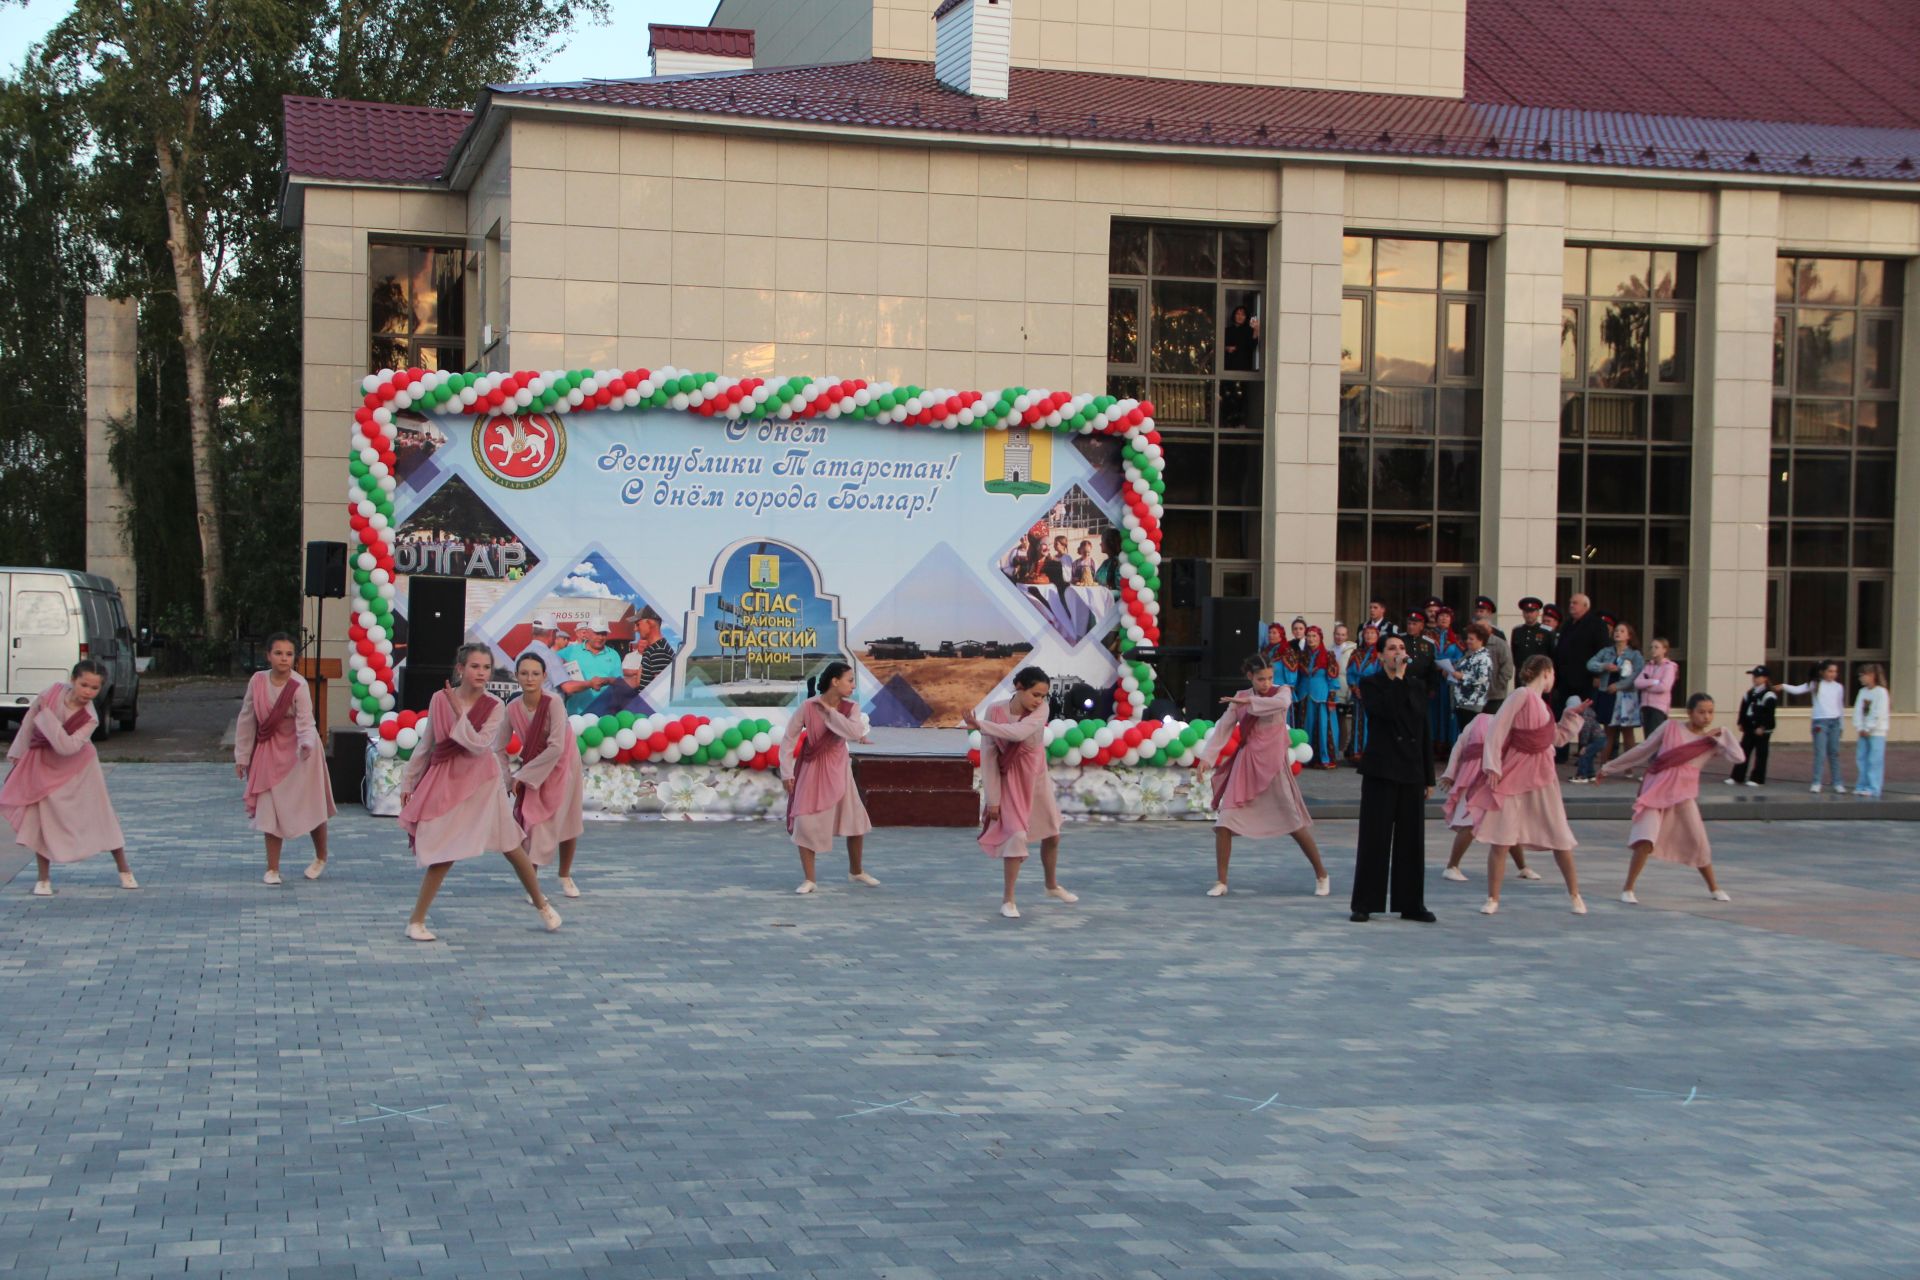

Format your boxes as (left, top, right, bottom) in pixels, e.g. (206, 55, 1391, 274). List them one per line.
(302, 540, 349, 742)
(402, 576, 467, 713)
(1201, 595, 1262, 679)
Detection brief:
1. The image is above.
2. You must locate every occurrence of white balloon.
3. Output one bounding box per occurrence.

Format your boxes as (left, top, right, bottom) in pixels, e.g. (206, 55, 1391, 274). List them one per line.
(376, 738, 398, 759)
(395, 727, 419, 750)
(693, 724, 716, 746)
(598, 739, 619, 760)
(368, 681, 388, 698)
(721, 748, 741, 768)
(750, 731, 772, 754)
(615, 728, 638, 750)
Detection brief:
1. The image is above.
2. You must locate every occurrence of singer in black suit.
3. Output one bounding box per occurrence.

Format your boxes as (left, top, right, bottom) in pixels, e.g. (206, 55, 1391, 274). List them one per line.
(1351, 636, 1437, 923)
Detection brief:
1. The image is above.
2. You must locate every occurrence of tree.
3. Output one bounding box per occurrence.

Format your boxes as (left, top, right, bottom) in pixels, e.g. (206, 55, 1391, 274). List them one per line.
(0, 71, 96, 569)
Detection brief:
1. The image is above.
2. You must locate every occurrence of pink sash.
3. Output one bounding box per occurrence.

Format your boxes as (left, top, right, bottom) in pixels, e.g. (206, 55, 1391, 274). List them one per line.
(786, 698, 853, 834)
(1442, 716, 1490, 822)
(1211, 688, 1289, 811)
(0, 687, 96, 808)
(509, 695, 568, 833)
(1466, 692, 1561, 818)
(1633, 730, 1720, 818)
(399, 691, 501, 839)
(978, 702, 1045, 853)
(242, 675, 302, 817)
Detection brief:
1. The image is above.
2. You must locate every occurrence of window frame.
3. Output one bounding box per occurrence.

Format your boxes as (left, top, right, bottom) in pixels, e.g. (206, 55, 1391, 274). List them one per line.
(367, 236, 469, 374)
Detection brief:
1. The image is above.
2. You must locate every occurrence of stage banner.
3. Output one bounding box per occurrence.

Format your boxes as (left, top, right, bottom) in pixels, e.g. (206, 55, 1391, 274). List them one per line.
(388, 407, 1131, 727)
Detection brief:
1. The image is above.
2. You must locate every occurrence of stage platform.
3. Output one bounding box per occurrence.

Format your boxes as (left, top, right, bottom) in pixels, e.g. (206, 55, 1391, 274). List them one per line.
(851, 726, 968, 757)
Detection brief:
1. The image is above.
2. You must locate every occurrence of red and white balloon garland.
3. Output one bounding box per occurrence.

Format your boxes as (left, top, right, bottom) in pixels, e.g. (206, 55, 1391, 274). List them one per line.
(345, 366, 1165, 732)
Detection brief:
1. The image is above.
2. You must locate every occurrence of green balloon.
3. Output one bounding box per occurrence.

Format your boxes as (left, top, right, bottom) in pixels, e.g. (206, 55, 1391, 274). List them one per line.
(1063, 728, 1084, 748)
(581, 726, 604, 748)
(353, 569, 371, 585)
(1047, 738, 1070, 758)
(721, 728, 742, 749)
(1290, 728, 1308, 746)
(617, 710, 638, 730)
(359, 695, 380, 713)
(686, 743, 709, 764)
(597, 715, 618, 737)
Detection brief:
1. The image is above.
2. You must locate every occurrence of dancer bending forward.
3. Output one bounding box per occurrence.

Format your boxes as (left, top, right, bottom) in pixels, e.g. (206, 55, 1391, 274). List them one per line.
(1438, 710, 1538, 883)
(507, 653, 586, 899)
(0, 660, 137, 894)
(967, 666, 1074, 918)
(1198, 653, 1331, 898)
(1467, 656, 1588, 915)
(234, 633, 335, 885)
(398, 644, 561, 940)
(781, 661, 876, 895)
(1602, 693, 1744, 904)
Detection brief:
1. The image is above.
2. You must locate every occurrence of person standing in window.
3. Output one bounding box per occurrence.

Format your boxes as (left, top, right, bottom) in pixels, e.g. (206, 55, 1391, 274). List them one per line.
(1851, 664, 1889, 800)
(1587, 622, 1646, 771)
(1726, 666, 1777, 787)
(1777, 660, 1847, 793)
(1632, 637, 1678, 737)
(1222, 305, 1258, 372)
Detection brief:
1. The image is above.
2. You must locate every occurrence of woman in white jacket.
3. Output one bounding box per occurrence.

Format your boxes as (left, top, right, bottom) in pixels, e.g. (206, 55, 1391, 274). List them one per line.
(1852, 664, 1889, 799)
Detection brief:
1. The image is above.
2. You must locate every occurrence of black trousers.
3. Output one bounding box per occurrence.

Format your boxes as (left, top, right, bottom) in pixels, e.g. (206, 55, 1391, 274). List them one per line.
(1351, 775, 1427, 914)
(1730, 731, 1770, 784)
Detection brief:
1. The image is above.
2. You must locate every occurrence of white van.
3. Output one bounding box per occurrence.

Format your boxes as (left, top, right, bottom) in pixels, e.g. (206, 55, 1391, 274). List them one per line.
(0, 569, 140, 737)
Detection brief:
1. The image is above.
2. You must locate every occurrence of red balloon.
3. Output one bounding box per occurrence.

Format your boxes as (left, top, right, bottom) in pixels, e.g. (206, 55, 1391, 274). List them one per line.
(378, 720, 400, 741)
(662, 723, 684, 742)
(506, 734, 522, 755)
(1291, 761, 1303, 776)
(967, 749, 981, 766)
(680, 715, 700, 731)
(648, 732, 669, 752)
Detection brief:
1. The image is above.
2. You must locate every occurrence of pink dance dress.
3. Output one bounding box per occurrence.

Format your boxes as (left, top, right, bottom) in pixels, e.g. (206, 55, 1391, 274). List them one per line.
(1467, 687, 1584, 851)
(1439, 712, 1492, 831)
(975, 698, 1061, 858)
(0, 684, 126, 861)
(507, 693, 585, 867)
(398, 690, 523, 868)
(780, 697, 873, 851)
(1200, 686, 1312, 838)
(234, 671, 337, 839)
(1601, 720, 1744, 866)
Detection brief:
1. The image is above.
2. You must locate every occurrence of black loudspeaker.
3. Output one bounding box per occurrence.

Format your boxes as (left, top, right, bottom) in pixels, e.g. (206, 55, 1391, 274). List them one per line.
(402, 576, 467, 711)
(1164, 558, 1210, 610)
(326, 727, 366, 803)
(1202, 595, 1261, 677)
(1183, 676, 1239, 720)
(304, 540, 348, 598)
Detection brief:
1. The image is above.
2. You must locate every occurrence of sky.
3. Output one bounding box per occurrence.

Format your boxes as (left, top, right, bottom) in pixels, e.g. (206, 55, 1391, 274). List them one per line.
(1, 0, 718, 83)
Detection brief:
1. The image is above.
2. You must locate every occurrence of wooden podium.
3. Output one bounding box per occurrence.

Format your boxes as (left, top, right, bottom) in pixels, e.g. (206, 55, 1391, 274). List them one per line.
(295, 657, 343, 740)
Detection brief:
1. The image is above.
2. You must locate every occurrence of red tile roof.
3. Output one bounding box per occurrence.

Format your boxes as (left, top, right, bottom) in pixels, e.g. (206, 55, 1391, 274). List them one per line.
(492, 58, 1920, 182)
(1466, 0, 1920, 130)
(283, 95, 472, 182)
(648, 24, 754, 59)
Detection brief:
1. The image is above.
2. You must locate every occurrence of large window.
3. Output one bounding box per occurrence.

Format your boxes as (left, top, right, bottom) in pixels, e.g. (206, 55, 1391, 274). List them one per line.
(1556, 246, 1695, 659)
(1769, 256, 1902, 689)
(1336, 235, 1486, 624)
(369, 240, 466, 373)
(1108, 221, 1269, 602)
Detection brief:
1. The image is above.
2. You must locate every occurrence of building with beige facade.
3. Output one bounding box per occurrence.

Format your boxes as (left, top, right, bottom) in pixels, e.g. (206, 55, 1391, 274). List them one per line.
(283, 0, 1920, 734)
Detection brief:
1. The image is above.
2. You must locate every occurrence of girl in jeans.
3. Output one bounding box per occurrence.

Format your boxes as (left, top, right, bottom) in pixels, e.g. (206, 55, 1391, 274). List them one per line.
(1779, 660, 1847, 793)
(1633, 637, 1678, 737)
(1852, 665, 1889, 799)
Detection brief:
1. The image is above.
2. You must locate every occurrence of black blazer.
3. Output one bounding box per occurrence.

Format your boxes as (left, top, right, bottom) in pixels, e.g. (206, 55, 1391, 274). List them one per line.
(1356, 673, 1435, 787)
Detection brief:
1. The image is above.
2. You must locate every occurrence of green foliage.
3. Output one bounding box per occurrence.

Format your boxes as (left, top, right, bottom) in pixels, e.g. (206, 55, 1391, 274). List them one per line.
(12, 0, 610, 646)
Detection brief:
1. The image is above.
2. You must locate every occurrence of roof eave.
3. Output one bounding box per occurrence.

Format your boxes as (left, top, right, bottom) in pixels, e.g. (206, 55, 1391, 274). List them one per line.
(279, 173, 457, 229)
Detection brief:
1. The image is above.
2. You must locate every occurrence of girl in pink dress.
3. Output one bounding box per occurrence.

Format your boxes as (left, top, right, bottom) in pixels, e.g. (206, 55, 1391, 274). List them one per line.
(507, 653, 586, 898)
(1468, 656, 1589, 915)
(1438, 711, 1541, 883)
(1198, 653, 1331, 898)
(234, 633, 336, 885)
(1601, 692, 1745, 903)
(2, 660, 137, 895)
(398, 644, 561, 940)
(780, 661, 876, 895)
(965, 666, 1073, 919)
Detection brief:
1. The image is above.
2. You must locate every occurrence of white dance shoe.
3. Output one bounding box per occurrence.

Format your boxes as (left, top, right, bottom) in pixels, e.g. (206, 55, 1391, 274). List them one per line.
(1046, 885, 1079, 903)
(304, 859, 326, 880)
(539, 903, 563, 931)
(849, 871, 881, 887)
(1442, 866, 1468, 882)
(405, 922, 437, 942)
(1000, 902, 1021, 918)
(1479, 898, 1499, 915)
(1570, 894, 1588, 915)
(795, 880, 816, 894)
(1517, 867, 1543, 880)
(1314, 876, 1331, 897)
(31, 880, 52, 896)
(1709, 889, 1732, 902)
(1206, 882, 1228, 897)
(1620, 890, 1639, 904)
(118, 872, 139, 890)
(263, 871, 283, 886)
(558, 876, 581, 898)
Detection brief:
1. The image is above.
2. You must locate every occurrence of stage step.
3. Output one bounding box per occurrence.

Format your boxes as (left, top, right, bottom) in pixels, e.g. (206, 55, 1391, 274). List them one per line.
(854, 755, 979, 827)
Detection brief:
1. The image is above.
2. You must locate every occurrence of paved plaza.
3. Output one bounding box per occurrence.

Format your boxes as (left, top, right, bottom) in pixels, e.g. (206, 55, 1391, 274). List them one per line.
(2, 764, 1917, 1280)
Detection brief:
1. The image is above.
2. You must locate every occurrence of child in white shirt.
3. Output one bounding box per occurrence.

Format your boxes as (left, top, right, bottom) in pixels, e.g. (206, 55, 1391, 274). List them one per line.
(1778, 661, 1846, 793)
(1852, 664, 1889, 799)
